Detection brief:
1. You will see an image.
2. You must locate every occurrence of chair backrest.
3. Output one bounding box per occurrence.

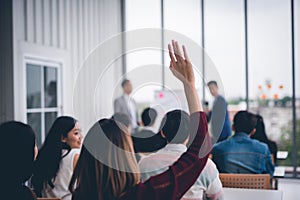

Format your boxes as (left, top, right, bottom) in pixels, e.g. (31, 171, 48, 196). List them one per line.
(37, 198, 61, 200)
(219, 173, 271, 189)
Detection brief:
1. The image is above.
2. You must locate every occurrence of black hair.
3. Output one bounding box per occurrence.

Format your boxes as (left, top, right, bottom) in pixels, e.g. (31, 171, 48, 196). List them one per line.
(207, 80, 218, 87)
(0, 121, 36, 185)
(251, 114, 278, 163)
(251, 114, 268, 142)
(141, 107, 157, 127)
(121, 79, 130, 88)
(112, 113, 131, 128)
(233, 111, 257, 134)
(158, 110, 190, 144)
(32, 116, 77, 196)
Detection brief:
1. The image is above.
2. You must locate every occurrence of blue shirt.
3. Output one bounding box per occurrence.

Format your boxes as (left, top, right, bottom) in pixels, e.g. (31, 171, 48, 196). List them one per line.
(210, 95, 231, 143)
(212, 132, 274, 176)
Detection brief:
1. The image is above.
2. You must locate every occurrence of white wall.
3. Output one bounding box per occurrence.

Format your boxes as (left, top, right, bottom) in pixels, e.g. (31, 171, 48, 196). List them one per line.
(13, 0, 123, 133)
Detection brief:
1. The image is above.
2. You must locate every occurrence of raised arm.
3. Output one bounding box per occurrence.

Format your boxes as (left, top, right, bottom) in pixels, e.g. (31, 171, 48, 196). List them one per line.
(121, 41, 210, 200)
(168, 40, 203, 114)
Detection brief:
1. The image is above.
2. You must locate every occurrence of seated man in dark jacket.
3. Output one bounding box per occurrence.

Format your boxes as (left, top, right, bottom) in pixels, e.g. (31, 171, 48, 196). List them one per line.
(212, 111, 274, 176)
(132, 107, 166, 153)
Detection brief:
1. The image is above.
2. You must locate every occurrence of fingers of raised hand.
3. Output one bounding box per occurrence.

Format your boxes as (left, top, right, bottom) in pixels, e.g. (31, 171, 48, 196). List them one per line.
(172, 40, 184, 63)
(182, 45, 190, 62)
(168, 44, 176, 64)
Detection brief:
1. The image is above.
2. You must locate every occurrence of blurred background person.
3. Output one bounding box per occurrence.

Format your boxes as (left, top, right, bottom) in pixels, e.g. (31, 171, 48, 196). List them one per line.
(207, 81, 231, 143)
(212, 111, 274, 176)
(251, 114, 278, 165)
(114, 79, 139, 132)
(132, 107, 166, 154)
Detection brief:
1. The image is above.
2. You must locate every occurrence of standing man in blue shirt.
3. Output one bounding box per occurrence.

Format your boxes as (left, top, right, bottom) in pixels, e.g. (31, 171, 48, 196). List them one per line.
(212, 111, 274, 176)
(207, 81, 231, 143)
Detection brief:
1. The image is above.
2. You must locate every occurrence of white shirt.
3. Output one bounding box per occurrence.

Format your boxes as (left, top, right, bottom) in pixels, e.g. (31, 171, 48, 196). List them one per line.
(124, 94, 137, 129)
(139, 144, 224, 200)
(42, 148, 80, 200)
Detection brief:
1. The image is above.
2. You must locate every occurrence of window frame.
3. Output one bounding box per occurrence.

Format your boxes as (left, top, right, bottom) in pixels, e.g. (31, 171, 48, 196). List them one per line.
(24, 57, 62, 145)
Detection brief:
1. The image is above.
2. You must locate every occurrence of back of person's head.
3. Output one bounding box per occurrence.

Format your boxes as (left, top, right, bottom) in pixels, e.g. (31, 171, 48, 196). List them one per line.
(112, 112, 131, 128)
(233, 111, 257, 134)
(251, 114, 269, 143)
(159, 110, 190, 144)
(32, 116, 77, 196)
(207, 80, 218, 87)
(141, 107, 157, 127)
(70, 118, 139, 200)
(0, 121, 36, 185)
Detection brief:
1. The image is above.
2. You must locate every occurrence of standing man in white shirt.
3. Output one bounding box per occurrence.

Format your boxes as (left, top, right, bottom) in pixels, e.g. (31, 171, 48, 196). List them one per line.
(114, 79, 138, 131)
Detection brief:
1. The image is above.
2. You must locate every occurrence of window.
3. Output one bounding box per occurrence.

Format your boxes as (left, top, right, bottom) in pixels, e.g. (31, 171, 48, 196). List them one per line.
(25, 59, 62, 147)
(125, 0, 162, 114)
(247, 0, 293, 167)
(205, 0, 246, 113)
(164, 0, 203, 113)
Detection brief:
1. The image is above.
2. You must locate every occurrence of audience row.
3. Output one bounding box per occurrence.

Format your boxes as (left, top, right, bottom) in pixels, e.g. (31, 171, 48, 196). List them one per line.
(0, 40, 276, 200)
(1, 41, 210, 200)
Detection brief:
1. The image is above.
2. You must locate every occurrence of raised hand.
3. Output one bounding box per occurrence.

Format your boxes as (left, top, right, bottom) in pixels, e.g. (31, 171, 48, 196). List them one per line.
(168, 40, 202, 113)
(168, 40, 195, 86)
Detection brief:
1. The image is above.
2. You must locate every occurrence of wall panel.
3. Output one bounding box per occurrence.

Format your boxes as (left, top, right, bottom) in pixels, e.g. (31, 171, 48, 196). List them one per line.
(13, 0, 123, 132)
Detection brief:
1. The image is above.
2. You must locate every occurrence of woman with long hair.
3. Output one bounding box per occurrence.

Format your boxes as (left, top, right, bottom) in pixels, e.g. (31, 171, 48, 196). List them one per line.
(32, 116, 82, 200)
(251, 114, 278, 164)
(69, 40, 211, 200)
(0, 121, 37, 200)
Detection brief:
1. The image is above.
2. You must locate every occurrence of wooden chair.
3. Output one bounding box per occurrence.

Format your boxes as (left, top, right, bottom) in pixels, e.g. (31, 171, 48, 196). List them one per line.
(219, 173, 271, 189)
(37, 198, 61, 200)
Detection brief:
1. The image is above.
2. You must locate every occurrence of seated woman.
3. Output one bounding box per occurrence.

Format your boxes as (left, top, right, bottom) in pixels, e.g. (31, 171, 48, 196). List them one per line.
(251, 114, 278, 164)
(0, 121, 37, 200)
(32, 116, 82, 200)
(69, 40, 211, 200)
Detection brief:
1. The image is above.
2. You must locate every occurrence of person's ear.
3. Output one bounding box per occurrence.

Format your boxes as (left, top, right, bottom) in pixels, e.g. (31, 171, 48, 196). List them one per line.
(61, 135, 67, 143)
(183, 135, 190, 146)
(34, 144, 38, 160)
(232, 124, 235, 131)
(249, 128, 256, 137)
(160, 130, 166, 138)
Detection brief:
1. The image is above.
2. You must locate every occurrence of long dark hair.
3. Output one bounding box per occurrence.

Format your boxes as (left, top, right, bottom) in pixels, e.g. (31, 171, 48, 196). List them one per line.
(32, 116, 77, 196)
(69, 118, 139, 200)
(0, 121, 36, 186)
(251, 114, 278, 164)
(251, 114, 269, 143)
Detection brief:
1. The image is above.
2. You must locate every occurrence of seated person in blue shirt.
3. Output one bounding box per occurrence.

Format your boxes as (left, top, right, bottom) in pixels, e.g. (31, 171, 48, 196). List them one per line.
(212, 111, 274, 176)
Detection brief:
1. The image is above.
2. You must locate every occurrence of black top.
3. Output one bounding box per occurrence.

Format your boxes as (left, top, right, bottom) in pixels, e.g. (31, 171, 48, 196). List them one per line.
(267, 140, 278, 164)
(2, 185, 37, 200)
(132, 129, 167, 153)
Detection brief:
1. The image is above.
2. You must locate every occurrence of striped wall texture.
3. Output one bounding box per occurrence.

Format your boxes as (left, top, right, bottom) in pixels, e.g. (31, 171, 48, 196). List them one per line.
(23, 0, 121, 69)
(12, 0, 123, 132)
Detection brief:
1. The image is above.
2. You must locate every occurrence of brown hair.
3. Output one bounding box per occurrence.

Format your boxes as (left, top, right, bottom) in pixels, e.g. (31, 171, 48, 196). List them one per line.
(69, 119, 140, 200)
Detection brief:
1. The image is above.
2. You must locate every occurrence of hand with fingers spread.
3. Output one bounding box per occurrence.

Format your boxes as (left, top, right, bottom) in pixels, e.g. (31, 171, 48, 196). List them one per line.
(168, 40, 195, 86)
(168, 40, 202, 114)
